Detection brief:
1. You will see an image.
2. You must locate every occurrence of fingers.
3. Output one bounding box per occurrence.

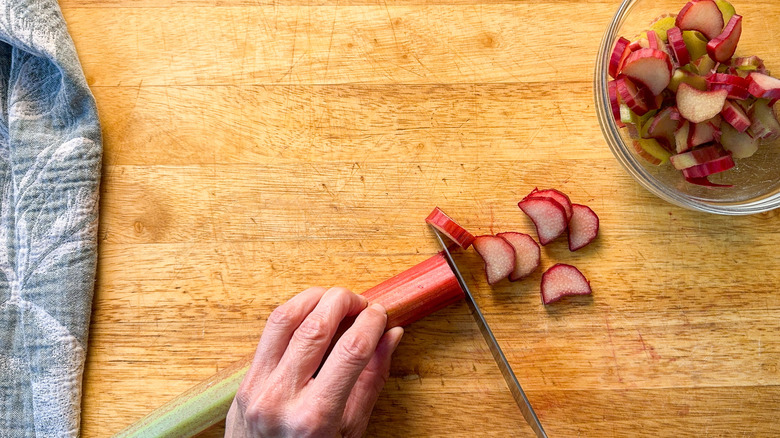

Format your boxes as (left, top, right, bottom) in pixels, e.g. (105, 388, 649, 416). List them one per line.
(309, 303, 389, 414)
(340, 327, 404, 438)
(246, 287, 329, 383)
(275, 287, 368, 386)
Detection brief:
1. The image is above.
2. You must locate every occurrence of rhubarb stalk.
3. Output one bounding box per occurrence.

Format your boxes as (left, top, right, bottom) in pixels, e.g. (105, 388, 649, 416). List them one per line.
(113, 252, 464, 438)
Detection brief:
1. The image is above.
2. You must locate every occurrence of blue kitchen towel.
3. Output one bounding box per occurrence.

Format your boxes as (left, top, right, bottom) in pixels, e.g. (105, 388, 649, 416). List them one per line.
(0, 0, 101, 436)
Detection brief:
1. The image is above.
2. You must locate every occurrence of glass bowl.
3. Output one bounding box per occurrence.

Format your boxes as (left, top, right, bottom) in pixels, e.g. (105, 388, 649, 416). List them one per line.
(595, 0, 780, 215)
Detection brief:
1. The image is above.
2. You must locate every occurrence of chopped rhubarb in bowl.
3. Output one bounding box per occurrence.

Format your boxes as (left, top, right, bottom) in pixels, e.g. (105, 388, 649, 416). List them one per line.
(595, 0, 780, 214)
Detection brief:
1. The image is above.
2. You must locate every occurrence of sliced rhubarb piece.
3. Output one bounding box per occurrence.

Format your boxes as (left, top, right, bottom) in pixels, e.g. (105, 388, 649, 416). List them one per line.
(669, 144, 724, 170)
(426, 207, 476, 249)
(517, 197, 568, 246)
(747, 73, 780, 100)
(708, 73, 750, 88)
(721, 100, 751, 132)
(690, 54, 717, 76)
(646, 106, 682, 145)
(496, 232, 540, 281)
(681, 154, 735, 178)
(708, 82, 751, 100)
(721, 122, 759, 158)
(621, 48, 673, 96)
(715, 0, 735, 23)
(646, 30, 672, 59)
(683, 31, 709, 62)
(748, 99, 780, 141)
(609, 37, 631, 78)
(540, 264, 592, 305)
(472, 235, 515, 285)
(567, 205, 599, 252)
(632, 139, 671, 165)
(669, 69, 708, 93)
(607, 79, 625, 128)
(616, 77, 655, 116)
(677, 83, 728, 123)
(732, 56, 765, 72)
(706, 15, 742, 62)
(707, 73, 751, 100)
(676, 0, 724, 40)
(675, 121, 692, 153)
(688, 118, 721, 148)
(523, 188, 573, 222)
(650, 14, 678, 42)
(667, 27, 690, 66)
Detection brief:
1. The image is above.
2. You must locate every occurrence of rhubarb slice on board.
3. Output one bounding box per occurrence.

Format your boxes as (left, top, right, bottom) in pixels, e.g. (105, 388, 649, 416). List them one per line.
(473, 235, 516, 285)
(497, 232, 541, 281)
(567, 204, 599, 252)
(523, 188, 573, 222)
(541, 264, 592, 305)
(518, 197, 568, 245)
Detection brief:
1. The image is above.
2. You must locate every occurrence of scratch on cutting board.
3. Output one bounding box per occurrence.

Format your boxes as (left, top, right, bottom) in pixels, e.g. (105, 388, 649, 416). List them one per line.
(605, 314, 623, 383)
(637, 330, 660, 361)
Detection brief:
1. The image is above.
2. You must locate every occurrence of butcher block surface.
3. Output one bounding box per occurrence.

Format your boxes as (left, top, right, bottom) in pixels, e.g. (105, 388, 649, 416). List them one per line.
(65, 0, 780, 436)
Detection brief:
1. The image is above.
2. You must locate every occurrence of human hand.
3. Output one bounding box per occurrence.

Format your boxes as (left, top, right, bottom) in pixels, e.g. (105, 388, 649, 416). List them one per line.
(225, 287, 404, 438)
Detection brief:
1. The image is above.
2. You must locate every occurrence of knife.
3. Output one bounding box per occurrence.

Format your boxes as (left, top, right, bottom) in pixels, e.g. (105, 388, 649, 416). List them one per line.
(429, 226, 548, 438)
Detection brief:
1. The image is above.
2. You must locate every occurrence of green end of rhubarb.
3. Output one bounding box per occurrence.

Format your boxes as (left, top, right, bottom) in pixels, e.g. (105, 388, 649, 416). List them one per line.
(113, 354, 252, 438)
(682, 30, 709, 61)
(637, 138, 672, 164)
(649, 16, 677, 42)
(715, 0, 736, 24)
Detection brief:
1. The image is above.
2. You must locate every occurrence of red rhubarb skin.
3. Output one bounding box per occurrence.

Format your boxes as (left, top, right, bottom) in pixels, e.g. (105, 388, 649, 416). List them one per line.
(425, 207, 476, 249)
(361, 253, 464, 329)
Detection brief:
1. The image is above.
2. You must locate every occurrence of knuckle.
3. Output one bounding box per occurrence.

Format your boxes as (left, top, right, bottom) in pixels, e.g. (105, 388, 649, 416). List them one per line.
(326, 286, 353, 298)
(294, 312, 332, 344)
(337, 333, 373, 366)
(234, 383, 255, 411)
(288, 408, 329, 436)
(323, 287, 354, 305)
(267, 304, 296, 328)
(243, 400, 278, 426)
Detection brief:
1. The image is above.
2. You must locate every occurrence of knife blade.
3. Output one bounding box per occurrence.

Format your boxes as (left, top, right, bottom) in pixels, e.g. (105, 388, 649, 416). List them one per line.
(430, 227, 548, 438)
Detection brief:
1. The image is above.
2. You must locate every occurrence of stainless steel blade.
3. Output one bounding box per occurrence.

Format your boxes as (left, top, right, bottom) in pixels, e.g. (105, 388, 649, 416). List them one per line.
(430, 227, 547, 438)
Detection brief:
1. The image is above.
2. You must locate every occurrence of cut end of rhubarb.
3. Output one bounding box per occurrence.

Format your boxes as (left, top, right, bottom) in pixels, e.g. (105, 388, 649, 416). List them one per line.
(518, 197, 568, 246)
(567, 204, 599, 252)
(497, 232, 541, 281)
(426, 207, 476, 249)
(473, 235, 516, 285)
(541, 264, 592, 305)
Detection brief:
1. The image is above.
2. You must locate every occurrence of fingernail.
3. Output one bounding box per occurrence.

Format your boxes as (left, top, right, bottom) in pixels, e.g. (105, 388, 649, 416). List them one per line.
(389, 327, 404, 351)
(369, 302, 386, 315)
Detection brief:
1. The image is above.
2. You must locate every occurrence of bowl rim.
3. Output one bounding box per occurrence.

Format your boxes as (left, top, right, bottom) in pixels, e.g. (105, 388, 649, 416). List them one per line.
(594, 0, 780, 215)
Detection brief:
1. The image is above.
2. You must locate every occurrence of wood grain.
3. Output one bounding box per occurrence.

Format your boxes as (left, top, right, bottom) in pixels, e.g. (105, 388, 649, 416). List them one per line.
(72, 0, 780, 436)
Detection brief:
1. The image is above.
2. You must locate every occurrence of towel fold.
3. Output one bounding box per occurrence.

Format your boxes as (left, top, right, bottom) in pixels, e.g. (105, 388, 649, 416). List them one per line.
(0, 0, 102, 436)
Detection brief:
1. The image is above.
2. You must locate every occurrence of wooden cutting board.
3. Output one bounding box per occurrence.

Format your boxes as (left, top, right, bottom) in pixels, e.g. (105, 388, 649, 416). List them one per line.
(64, 0, 780, 435)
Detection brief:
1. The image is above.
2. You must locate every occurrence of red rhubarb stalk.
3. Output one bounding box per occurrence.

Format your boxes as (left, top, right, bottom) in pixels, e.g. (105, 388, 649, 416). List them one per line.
(361, 252, 465, 329)
(114, 253, 464, 438)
